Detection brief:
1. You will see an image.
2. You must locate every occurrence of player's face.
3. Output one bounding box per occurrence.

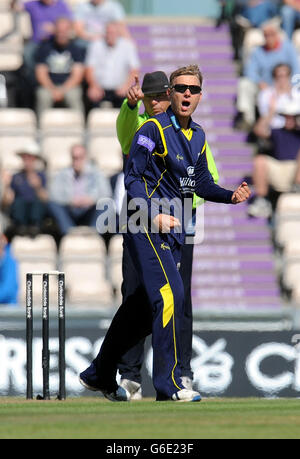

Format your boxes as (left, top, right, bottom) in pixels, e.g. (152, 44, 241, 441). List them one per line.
(143, 93, 170, 117)
(170, 75, 202, 121)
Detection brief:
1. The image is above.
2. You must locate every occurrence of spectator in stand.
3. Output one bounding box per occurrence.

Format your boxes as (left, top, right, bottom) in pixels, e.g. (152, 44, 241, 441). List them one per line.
(216, 1, 279, 60)
(0, 165, 14, 233)
(74, 0, 130, 49)
(35, 17, 85, 119)
(281, 0, 300, 39)
(248, 99, 300, 218)
(3, 142, 48, 237)
(235, 20, 300, 129)
(236, 0, 278, 27)
(11, 0, 72, 82)
(48, 144, 112, 237)
(257, 63, 294, 130)
(0, 233, 19, 306)
(85, 22, 140, 109)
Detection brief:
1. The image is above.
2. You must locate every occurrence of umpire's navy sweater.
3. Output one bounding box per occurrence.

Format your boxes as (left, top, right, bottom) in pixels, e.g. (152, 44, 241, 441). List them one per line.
(124, 106, 233, 245)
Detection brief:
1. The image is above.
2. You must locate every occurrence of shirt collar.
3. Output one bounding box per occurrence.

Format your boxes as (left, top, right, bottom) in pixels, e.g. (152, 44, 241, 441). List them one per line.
(167, 106, 197, 132)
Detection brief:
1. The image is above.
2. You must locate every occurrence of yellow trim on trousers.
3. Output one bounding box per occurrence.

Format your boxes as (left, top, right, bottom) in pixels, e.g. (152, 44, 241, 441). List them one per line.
(143, 227, 181, 391)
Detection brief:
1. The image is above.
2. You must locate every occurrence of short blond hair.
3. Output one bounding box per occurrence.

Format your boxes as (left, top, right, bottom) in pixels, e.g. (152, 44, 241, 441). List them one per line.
(169, 65, 203, 88)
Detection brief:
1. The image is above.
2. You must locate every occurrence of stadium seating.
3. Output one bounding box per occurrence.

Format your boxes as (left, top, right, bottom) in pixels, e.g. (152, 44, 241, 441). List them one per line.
(61, 260, 112, 304)
(275, 219, 300, 249)
(65, 0, 89, 8)
(0, 11, 15, 36)
(40, 109, 85, 136)
(275, 195, 300, 250)
(0, 135, 36, 173)
(11, 235, 57, 262)
(11, 235, 58, 304)
(281, 235, 300, 299)
(18, 260, 59, 305)
(88, 136, 123, 177)
(276, 193, 300, 217)
(0, 0, 11, 10)
(0, 51, 22, 72)
(0, 108, 37, 135)
(87, 108, 119, 136)
(17, 11, 32, 41)
(59, 231, 107, 262)
(292, 284, 300, 302)
(58, 229, 112, 304)
(282, 261, 300, 291)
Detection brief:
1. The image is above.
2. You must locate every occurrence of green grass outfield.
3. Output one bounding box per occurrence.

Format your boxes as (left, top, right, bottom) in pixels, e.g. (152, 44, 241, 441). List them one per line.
(0, 397, 300, 439)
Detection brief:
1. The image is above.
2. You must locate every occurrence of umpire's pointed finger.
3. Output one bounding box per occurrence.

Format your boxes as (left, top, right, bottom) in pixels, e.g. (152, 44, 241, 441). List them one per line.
(134, 75, 140, 88)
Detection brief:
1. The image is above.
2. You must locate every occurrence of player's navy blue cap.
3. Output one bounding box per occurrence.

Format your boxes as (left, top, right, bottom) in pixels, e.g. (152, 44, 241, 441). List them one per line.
(142, 71, 170, 95)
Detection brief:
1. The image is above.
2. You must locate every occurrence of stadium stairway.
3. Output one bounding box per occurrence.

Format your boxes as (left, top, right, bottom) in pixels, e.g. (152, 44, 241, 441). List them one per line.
(129, 20, 282, 312)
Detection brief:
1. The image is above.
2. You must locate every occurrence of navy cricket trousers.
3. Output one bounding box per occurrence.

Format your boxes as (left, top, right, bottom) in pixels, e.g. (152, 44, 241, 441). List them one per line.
(118, 239, 194, 382)
(93, 230, 186, 398)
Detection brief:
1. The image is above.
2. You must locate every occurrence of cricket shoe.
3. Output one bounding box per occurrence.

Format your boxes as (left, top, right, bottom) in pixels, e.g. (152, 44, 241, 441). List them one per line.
(172, 389, 201, 402)
(120, 379, 142, 400)
(79, 376, 130, 402)
(102, 386, 130, 402)
(79, 375, 100, 392)
(181, 376, 193, 391)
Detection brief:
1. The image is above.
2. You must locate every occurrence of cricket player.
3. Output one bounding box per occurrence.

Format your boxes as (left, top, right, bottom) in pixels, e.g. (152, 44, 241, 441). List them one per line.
(115, 71, 219, 398)
(80, 65, 250, 402)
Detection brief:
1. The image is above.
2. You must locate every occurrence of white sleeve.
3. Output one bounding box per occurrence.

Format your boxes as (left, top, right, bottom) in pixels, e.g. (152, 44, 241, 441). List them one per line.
(257, 88, 272, 117)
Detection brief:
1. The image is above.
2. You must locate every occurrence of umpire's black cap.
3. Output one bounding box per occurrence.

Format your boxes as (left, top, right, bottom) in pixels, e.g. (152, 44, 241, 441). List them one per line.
(142, 71, 170, 95)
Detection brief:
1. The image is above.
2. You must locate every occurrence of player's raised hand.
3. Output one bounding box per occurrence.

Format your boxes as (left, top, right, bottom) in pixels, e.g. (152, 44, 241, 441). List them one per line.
(231, 182, 251, 204)
(127, 76, 144, 107)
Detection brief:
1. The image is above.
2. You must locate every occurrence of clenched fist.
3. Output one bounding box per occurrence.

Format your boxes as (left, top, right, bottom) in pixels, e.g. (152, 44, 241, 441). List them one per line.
(231, 182, 251, 204)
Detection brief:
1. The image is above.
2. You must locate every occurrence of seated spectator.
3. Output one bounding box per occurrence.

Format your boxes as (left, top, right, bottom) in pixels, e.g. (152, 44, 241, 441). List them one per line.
(217, 1, 279, 60)
(11, 0, 72, 84)
(0, 164, 13, 232)
(35, 17, 85, 119)
(0, 233, 19, 306)
(3, 142, 48, 237)
(257, 63, 294, 129)
(236, 0, 278, 28)
(235, 20, 300, 129)
(48, 144, 112, 237)
(281, 0, 300, 39)
(74, 0, 130, 49)
(248, 99, 300, 218)
(85, 22, 140, 109)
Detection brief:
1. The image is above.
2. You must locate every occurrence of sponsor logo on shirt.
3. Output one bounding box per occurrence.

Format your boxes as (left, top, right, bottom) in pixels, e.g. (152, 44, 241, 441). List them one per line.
(137, 135, 155, 152)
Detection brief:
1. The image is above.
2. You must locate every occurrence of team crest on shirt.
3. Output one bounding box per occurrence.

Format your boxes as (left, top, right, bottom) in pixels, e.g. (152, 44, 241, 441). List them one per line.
(161, 243, 171, 251)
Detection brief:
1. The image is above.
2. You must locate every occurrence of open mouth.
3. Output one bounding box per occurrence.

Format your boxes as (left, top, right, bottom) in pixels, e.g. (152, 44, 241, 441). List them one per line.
(182, 101, 191, 110)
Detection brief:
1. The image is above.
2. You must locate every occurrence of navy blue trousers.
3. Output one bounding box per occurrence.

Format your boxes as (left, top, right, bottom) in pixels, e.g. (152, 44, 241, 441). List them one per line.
(92, 230, 186, 398)
(118, 239, 194, 383)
